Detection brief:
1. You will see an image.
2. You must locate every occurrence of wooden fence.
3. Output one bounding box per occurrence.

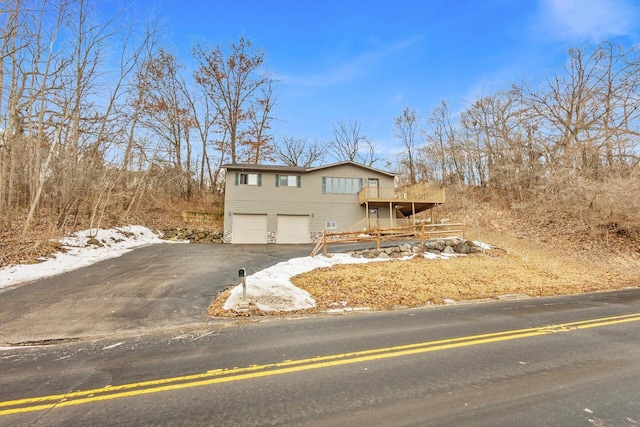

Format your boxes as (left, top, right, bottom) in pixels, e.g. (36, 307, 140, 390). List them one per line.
(310, 222, 465, 257)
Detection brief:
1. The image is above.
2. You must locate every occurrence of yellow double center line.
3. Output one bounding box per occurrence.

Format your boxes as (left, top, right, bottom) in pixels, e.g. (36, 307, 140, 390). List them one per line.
(2, 312, 640, 416)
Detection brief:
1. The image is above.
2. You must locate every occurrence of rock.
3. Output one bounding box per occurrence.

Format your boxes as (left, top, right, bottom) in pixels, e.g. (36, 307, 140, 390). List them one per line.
(442, 246, 455, 254)
(86, 238, 103, 247)
(446, 237, 462, 247)
(378, 252, 390, 259)
(363, 251, 378, 259)
(454, 243, 477, 254)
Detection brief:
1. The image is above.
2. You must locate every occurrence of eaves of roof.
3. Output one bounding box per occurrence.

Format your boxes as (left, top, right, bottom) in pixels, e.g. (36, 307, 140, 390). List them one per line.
(223, 161, 396, 177)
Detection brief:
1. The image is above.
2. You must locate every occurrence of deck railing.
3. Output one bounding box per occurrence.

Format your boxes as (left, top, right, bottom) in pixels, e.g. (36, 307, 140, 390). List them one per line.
(358, 185, 445, 204)
(349, 217, 414, 232)
(310, 222, 465, 257)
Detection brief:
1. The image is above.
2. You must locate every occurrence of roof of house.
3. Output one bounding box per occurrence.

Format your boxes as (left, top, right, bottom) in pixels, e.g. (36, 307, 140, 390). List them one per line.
(223, 163, 307, 173)
(223, 161, 396, 177)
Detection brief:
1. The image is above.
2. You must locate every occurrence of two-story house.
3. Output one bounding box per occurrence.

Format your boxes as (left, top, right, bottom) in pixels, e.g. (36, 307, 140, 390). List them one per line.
(222, 161, 445, 244)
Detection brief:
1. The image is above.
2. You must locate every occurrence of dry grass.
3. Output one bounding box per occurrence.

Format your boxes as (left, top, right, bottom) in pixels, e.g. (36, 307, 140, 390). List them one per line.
(209, 209, 640, 316)
(291, 242, 639, 312)
(0, 194, 224, 270)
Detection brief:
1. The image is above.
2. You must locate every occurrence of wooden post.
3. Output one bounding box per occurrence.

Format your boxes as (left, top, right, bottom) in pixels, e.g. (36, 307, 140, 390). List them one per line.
(376, 226, 381, 250)
(365, 201, 369, 229)
(463, 221, 466, 239)
(421, 221, 425, 244)
(412, 202, 416, 224)
(323, 230, 327, 257)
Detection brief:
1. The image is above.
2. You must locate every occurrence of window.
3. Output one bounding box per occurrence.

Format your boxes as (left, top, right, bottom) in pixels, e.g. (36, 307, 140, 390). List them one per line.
(322, 177, 363, 194)
(235, 172, 262, 186)
(326, 221, 337, 229)
(275, 174, 301, 188)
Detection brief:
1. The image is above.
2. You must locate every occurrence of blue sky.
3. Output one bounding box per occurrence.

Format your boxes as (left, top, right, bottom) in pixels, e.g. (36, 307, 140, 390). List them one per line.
(129, 0, 640, 159)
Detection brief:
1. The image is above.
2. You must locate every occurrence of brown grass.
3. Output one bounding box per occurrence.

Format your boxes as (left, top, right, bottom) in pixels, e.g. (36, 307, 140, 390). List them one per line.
(209, 197, 640, 316)
(0, 194, 224, 270)
(291, 243, 639, 311)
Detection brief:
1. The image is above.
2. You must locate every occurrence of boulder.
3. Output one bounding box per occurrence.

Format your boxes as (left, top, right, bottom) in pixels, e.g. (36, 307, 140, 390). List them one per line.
(86, 238, 103, 247)
(455, 243, 479, 254)
(443, 245, 455, 254)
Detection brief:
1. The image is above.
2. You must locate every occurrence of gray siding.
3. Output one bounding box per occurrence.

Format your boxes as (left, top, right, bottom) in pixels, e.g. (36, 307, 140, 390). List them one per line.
(224, 163, 396, 238)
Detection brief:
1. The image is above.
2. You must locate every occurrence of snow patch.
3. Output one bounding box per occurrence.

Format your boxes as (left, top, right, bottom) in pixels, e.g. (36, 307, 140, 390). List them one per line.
(473, 240, 492, 250)
(223, 253, 397, 312)
(0, 225, 167, 290)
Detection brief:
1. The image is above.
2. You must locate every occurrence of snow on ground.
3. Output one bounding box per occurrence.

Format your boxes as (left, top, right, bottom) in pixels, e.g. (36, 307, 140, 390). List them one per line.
(0, 225, 168, 290)
(223, 238, 491, 313)
(472, 240, 492, 250)
(1, 226, 490, 314)
(222, 253, 410, 312)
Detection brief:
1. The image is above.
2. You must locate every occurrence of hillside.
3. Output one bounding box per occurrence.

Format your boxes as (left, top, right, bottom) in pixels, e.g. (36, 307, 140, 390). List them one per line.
(210, 186, 640, 316)
(289, 229, 639, 313)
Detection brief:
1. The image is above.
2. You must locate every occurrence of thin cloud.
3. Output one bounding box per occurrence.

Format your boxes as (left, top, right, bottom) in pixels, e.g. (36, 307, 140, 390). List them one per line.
(279, 36, 422, 89)
(538, 0, 639, 42)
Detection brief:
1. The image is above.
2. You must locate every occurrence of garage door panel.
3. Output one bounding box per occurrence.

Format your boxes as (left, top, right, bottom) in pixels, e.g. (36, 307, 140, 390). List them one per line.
(276, 215, 310, 244)
(232, 214, 267, 244)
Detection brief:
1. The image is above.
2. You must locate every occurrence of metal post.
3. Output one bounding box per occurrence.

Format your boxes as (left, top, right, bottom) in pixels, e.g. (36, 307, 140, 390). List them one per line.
(238, 268, 247, 301)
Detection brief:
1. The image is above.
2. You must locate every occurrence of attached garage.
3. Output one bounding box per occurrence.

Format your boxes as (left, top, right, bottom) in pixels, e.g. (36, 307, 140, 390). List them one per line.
(276, 215, 310, 244)
(232, 214, 268, 244)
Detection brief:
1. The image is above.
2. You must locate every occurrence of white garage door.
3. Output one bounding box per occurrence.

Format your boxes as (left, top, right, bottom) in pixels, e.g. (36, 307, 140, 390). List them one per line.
(276, 215, 310, 244)
(232, 214, 268, 244)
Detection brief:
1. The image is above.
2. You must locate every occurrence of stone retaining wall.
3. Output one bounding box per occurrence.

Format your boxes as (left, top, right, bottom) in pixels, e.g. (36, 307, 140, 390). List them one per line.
(161, 228, 223, 244)
(349, 238, 484, 259)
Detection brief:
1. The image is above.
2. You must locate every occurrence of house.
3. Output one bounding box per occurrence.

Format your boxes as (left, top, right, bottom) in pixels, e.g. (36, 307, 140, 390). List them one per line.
(222, 161, 445, 244)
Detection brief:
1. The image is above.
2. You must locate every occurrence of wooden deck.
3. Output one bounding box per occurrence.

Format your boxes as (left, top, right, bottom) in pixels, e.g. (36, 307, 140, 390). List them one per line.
(358, 184, 445, 217)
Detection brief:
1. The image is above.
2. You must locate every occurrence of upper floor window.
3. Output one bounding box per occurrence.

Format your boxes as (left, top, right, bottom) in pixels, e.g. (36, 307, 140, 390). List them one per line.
(275, 174, 301, 188)
(235, 172, 262, 186)
(322, 177, 364, 194)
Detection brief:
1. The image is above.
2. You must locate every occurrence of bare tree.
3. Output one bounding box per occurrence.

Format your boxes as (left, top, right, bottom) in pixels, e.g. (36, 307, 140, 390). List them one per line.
(139, 48, 195, 197)
(192, 37, 276, 165)
(328, 119, 378, 166)
(393, 107, 420, 184)
(425, 100, 465, 184)
(274, 136, 327, 167)
(242, 78, 277, 164)
(182, 82, 217, 190)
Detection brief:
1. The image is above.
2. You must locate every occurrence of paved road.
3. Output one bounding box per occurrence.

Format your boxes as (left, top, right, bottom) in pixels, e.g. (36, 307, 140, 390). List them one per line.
(0, 243, 314, 344)
(1, 289, 640, 426)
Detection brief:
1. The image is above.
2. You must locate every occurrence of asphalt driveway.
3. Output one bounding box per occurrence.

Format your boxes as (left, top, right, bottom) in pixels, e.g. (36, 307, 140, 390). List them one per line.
(0, 243, 315, 344)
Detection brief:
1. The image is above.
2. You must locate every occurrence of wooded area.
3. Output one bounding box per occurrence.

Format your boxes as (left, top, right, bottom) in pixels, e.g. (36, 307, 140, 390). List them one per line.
(1, 0, 639, 262)
(395, 43, 640, 241)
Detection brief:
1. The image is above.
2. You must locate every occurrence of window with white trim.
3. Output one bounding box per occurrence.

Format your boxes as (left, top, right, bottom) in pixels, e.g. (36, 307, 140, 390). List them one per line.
(326, 221, 337, 229)
(275, 174, 301, 188)
(322, 177, 363, 194)
(235, 172, 262, 186)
